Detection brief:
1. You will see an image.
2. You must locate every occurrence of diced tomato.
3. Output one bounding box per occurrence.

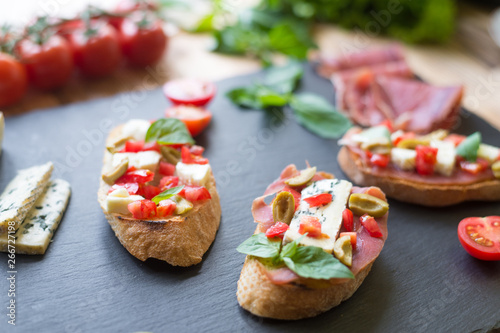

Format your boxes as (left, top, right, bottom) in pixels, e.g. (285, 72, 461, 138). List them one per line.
(378, 120, 393, 132)
(156, 199, 177, 218)
(107, 182, 139, 195)
(304, 193, 332, 207)
(365, 150, 373, 159)
(181, 146, 209, 165)
(393, 132, 415, 146)
(159, 176, 179, 190)
(142, 141, 161, 152)
(281, 187, 301, 211)
(128, 199, 156, 219)
(339, 232, 357, 250)
(298, 216, 322, 238)
(459, 158, 490, 175)
(190, 145, 204, 155)
(457, 216, 500, 261)
(363, 187, 387, 201)
(181, 186, 211, 201)
(122, 140, 144, 153)
(370, 154, 390, 168)
(265, 222, 289, 239)
(159, 161, 176, 176)
(138, 185, 162, 200)
(116, 167, 154, 184)
(445, 134, 466, 147)
(360, 214, 383, 238)
(415, 145, 438, 175)
(342, 208, 354, 232)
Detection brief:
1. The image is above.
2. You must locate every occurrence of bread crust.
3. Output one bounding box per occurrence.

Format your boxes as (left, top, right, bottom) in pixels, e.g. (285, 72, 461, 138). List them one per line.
(97, 125, 221, 266)
(338, 146, 500, 207)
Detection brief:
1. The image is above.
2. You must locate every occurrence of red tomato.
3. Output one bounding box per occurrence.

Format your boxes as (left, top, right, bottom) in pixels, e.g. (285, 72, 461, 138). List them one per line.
(163, 78, 216, 107)
(157, 199, 176, 218)
(165, 105, 212, 137)
(370, 154, 390, 168)
(458, 216, 500, 261)
(304, 193, 332, 207)
(55, 19, 84, 38)
(360, 214, 383, 238)
(68, 21, 122, 78)
(190, 145, 204, 155)
(181, 146, 209, 165)
(363, 187, 387, 201)
(339, 232, 357, 250)
(265, 222, 289, 239)
(0, 53, 28, 107)
(128, 199, 156, 219)
(117, 167, 154, 184)
(17, 35, 73, 90)
(159, 176, 179, 189)
(459, 158, 490, 175)
(378, 119, 393, 132)
(415, 145, 438, 175)
(107, 182, 139, 195)
(159, 161, 175, 176)
(445, 134, 466, 147)
(123, 140, 144, 152)
(342, 208, 354, 232)
(138, 185, 161, 200)
(142, 141, 161, 152)
(119, 17, 167, 67)
(181, 186, 211, 201)
(393, 132, 415, 146)
(280, 187, 301, 211)
(298, 216, 322, 238)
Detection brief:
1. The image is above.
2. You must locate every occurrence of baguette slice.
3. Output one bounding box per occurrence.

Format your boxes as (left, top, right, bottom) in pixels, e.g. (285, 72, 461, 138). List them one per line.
(338, 146, 500, 207)
(97, 125, 221, 267)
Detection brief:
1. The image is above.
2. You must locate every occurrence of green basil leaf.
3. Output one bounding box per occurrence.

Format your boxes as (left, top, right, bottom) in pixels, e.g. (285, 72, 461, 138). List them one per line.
(151, 186, 184, 204)
(237, 233, 281, 258)
(290, 93, 352, 139)
(264, 60, 303, 94)
(145, 118, 195, 145)
(456, 132, 482, 162)
(268, 23, 314, 59)
(255, 85, 289, 107)
(227, 85, 289, 109)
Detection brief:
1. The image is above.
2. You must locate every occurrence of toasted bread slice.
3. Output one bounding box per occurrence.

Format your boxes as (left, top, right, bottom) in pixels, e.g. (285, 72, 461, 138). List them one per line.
(338, 146, 500, 207)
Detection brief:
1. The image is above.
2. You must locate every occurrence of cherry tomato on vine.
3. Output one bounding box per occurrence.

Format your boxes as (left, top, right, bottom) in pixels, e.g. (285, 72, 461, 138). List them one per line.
(163, 79, 216, 107)
(0, 53, 28, 107)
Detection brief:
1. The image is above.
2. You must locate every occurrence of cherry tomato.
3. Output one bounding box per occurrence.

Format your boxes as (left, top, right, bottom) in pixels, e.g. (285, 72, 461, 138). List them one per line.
(0, 52, 28, 107)
(159, 161, 175, 176)
(117, 167, 154, 184)
(17, 35, 73, 90)
(122, 140, 144, 152)
(265, 222, 289, 239)
(342, 208, 354, 232)
(157, 199, 176, 218)
(181, 146, 209, 165)
(370, 154, 390, 168)
(190, 145, 204, 155)
(415, 145, 438, 175)
(181, 186, 211, 201)
(159, 176, 179, 190)
(165, 105, 212, 137)
(459, 158, 490, 175)
(339, 232, 357, 250)
(360, 214, 383, 238)
(445, 134, 466, 147)
(163, 79, 216, 107)
(298, 216, 322, 238)
(303, 193, 332, 207)
(107, 182, 139, 195)
(119, 16, 167, 67)
(128, 199, 156, 219)
(68, 21, 122, 78)
(458, 216, 500, 261)
(138, 184, 161, 200)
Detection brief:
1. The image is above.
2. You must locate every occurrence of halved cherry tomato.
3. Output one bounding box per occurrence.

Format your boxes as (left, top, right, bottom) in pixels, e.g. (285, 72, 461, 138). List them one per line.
(128, 199, 156, 219)
(117, 167, 154, 184)
(378, 120, 393, 132)
(107, 182, 139, 195)
(123, 140, 144, 152)
(298, 216, 322, 238)
(163, 78, 216, 107)
(445, 134, 466, 147)
(156, 199, 176, 218)
(165, 105, 212, 137)
(304, 193, 332, 207)
(159, 161, 175, 176)
(159, 176, 179, 190)
(180, 186, 211, 201)
(138, 185, 161, 200)
(459, 158, 490, 175)
(415, 145, 438, 175)
(370, 154, 390, 168)
(342, 208, 354, 232)
(0, 52, 28, 107)
(339, 232, 357, 250)
(265, 222, 289, 239)
(281, 187, 301, 211)
(458, 216, 500, 261)
(181, 146, 209, 165)
(360, 214, 383, 238)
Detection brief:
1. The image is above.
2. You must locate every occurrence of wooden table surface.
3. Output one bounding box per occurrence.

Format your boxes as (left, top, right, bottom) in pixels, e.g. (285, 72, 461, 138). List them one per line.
(2, 1, 500, 130)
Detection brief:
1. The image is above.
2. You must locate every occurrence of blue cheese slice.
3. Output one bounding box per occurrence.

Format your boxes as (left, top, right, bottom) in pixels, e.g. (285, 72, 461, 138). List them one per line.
(0, 179, 71, 255)
(283, 179, 353, 253)
(0, 162, 53, 233)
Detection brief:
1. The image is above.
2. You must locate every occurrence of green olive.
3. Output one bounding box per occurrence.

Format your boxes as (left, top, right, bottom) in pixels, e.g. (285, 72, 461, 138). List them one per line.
(492, 161, 500, 179)
(106, 135, 134, 153)
(333, 235, 352, 267)
(348, 193, 389, 218)
(161, 146, 181, 165)
(360, 139, 391, 153)
(285, 167, 317, 187)
(396, 138, 430, 149)
(170, 195, 193, 215)
(272, 191, 295, 225)
(421, 129, 449, 141)
(102, 159, 128, 185)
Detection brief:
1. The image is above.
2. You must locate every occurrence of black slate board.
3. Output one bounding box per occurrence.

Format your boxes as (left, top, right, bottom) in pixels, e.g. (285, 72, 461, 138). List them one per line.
(1, 63, 499, 333)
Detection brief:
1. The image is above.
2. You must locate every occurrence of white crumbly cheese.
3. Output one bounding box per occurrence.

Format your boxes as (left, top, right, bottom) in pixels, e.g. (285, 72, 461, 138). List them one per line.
(112, 151, 161, 172)
(0, 162, 53, 233)
(175, 162, 211, 186)
(0, 112, 4, 155)
(0, 179, 71, 255)
(121, 119, 151, 141)
(477, 143, 500, 164)
(391, 148, 417, 171)
(431, 140, 456, 176)
(283, 179, 352, 253)
(106, 189, 144, 215)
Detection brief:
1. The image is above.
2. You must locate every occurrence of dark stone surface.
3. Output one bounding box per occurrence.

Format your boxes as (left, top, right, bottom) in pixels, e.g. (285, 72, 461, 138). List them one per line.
(0, 63, 499, 333)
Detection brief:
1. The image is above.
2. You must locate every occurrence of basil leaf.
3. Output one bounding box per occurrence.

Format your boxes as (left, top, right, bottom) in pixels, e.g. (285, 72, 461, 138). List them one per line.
(290, 93, 352, 139)
(255, 85, 289, 107)
(145, 119, 195, 145)
(151, 186, 184, 204)
(268, 23, 314, 59)
(282, 245, 354, 280)
(456, 132, 481, 162)
(264, 60, 303, 94)
(237, 233, 281, 259)
(227, 85, 289, 109)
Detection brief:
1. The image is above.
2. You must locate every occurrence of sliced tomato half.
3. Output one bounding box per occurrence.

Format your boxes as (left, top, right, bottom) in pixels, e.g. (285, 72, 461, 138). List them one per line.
(165, 105, 212, 137)
(458, 216, 500, 261)
(163, 78, 216, 107)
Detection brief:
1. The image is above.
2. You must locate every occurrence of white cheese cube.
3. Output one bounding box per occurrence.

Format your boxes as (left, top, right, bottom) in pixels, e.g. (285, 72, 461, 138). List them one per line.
(135, 151, 161, 171)
(391, 148, 417, 171)
(175, 162, 211, 186)
(478, 143, 500, 164)
(121, 119, 151, 141)
(431, 140, 456, 176)
(106, 189, 144, 215)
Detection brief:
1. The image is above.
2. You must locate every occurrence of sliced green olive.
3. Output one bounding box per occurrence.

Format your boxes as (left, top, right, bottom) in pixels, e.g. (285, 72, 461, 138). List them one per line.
(102, 159, 128, 185)
(348, 193, 389, 218)
(333, 235, 352, 267)
(272, 191, 295, 225)
(161, 146, 181, 165)
(360, 139, 391, 153)
(396, 138, 430, 149)
(285, 167, 317, 187)
(421, 129, 449, 141)
(106, 135, 134, 153)
(493, 161, 500, 179)
(170, 195, 193, 215)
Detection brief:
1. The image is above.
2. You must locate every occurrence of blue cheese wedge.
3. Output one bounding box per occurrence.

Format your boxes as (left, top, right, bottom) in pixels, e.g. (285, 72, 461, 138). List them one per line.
(176, 162, 211, 186)
(431, 140, 456, 176)
(0, 162, 53, 233)
(121, 119, 151, 141)
(283, 179, 353, 253)
(0, 179, 71, 255)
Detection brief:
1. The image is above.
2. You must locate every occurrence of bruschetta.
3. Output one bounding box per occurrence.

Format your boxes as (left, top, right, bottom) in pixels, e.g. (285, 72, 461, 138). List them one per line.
(97, 118, 221, 266)
(236, 164, 389, 320)
(338, 123, 500, 206)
